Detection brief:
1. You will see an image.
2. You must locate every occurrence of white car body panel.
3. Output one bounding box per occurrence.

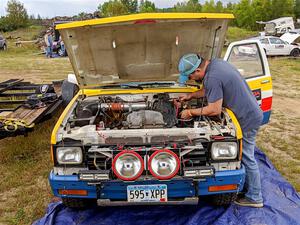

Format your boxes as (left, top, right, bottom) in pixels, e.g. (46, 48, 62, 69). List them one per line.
(251, 36, 300, 56)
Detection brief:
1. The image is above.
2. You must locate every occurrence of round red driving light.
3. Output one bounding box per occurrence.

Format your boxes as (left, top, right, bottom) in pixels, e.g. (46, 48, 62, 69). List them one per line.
(112, 151, 144, 181)
(148, 149, 180, 180)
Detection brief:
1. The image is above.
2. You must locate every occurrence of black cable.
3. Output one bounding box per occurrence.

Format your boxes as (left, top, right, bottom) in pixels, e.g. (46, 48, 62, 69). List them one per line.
(198, 97, 205, 122)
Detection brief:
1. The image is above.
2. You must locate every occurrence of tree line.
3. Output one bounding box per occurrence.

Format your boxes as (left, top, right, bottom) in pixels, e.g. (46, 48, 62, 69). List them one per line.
(1, 0, 300, 32)
(98, 0, 300, 30)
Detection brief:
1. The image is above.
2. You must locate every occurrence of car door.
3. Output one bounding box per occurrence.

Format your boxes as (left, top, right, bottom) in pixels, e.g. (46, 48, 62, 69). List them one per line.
(259, 38, 270, 55)
(269, 37, 289, 55)
(224, 40, 272, 125)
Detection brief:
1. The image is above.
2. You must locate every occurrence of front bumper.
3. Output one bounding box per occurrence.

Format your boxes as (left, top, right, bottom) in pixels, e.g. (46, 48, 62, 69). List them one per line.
(49, 166, 245, 204)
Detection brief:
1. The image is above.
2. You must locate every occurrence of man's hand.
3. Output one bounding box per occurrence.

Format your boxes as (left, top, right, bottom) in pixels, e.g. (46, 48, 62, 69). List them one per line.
(180, 109, 193, 119)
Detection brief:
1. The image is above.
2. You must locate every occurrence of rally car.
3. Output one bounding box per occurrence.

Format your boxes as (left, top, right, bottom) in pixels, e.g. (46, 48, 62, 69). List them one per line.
(49, 13, 272, 208)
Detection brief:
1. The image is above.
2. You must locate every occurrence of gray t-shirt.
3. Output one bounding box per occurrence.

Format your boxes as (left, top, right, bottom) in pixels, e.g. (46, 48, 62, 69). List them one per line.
(203, 59, 263, 132)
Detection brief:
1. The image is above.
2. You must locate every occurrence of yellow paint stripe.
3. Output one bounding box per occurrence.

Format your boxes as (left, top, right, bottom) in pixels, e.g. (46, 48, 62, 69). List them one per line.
(81, 87, 199, 96)
(225, 108, 243, 140)
(57, 13, 234, 30)
(51, 91, 80, 144)
(247, 77, 272, 91)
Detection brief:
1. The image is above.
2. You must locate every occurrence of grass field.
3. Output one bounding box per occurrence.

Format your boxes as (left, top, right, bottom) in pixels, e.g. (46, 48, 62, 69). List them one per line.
(0, 26, 299, 225)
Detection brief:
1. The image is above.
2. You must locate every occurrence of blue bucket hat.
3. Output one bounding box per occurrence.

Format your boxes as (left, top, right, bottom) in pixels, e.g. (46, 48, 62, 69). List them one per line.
(178, 53, 202, 85)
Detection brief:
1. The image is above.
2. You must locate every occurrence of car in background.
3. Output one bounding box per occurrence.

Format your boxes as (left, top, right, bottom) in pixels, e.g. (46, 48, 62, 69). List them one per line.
(0, 34, 7, 51)
(251, 36, 300, 57)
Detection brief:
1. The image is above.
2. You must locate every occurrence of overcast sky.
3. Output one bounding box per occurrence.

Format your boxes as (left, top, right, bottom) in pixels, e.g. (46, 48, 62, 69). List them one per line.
(0, 0, 237, 18)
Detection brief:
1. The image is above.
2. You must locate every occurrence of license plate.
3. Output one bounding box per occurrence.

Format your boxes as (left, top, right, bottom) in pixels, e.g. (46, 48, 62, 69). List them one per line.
(127, 184, 168, 202)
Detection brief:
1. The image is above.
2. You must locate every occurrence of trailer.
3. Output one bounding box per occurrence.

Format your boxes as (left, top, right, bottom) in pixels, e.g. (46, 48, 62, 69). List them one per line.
(0, 79, 63, 138)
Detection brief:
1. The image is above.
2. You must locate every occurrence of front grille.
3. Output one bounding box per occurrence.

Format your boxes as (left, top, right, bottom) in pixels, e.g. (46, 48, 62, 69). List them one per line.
(86, 143, 209, 178)
(181, 143, 209, 168)
(87, 152, 112, 171)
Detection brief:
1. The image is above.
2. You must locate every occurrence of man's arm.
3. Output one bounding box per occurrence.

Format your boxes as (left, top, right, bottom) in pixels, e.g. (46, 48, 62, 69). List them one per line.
(180, 89, 205, 101)
(181, 99, 223, 119)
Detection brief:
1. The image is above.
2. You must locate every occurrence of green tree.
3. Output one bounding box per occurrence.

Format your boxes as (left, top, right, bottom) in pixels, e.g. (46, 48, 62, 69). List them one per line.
(139, 0, 156, 12)
(0, 17, 9, 31)
(252, 0, 272, 30)
(98, 0, 129, 17)
(225, 2, 235, 12)
(121, 0, 138, 13)
(233, 0, 256, 30)
(78, 12, 87, 20)
(173, 0, 202, 12)
(296, 0, 300, 18)
(202, 0, 216, 12)
(5, 0, 29, 30)
(215, 1, 224, 12)
(271, 0, 294, 19)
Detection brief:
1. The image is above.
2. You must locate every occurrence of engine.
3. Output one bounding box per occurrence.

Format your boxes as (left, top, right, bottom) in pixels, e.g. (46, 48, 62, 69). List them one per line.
(70, 93, 198, 130)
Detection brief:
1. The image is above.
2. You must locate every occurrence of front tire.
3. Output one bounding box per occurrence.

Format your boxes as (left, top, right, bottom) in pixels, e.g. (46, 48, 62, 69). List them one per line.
(0, 44, 7, 51)
(58, 48, 65, 57)
(62, 198, 97, 208)
(209, 193, 238, 206)
(290, 48, 300, 57)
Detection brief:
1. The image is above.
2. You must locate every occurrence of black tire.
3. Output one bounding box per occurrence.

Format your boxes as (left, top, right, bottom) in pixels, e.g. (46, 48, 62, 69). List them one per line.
(290, 48, 300, 57)
(58, 47, 65, 57)
(209, 193, 238, 206)
(62, 197, 97, 208)
(3, 44, 7, 51)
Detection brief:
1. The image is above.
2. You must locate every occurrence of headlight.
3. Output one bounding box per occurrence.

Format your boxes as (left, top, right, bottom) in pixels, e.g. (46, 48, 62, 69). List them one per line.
(148, 149, 180, 180)
(56, 147, 83, 164)
(112, 151, 144, 181)
(211, 142, 238, 160)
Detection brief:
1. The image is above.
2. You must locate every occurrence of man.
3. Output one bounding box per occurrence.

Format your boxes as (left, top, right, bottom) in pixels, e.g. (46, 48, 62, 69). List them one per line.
(177, 53, 264, 208)
(44, 29, 53, 58)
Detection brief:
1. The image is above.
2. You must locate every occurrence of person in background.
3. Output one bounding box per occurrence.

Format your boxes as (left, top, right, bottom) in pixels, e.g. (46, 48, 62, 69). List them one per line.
(59, 35, 65, 56)
(44, 29, 53, 58)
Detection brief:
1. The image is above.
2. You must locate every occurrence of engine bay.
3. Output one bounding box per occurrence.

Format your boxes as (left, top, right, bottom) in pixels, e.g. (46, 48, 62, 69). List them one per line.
(55, 92, 238, 145)
(67, 93, 227, 130)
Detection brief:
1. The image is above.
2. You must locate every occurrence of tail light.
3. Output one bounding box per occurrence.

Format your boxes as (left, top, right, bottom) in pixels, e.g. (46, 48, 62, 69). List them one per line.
(148, 149, 180, 180)
(112, 151, 144, 181)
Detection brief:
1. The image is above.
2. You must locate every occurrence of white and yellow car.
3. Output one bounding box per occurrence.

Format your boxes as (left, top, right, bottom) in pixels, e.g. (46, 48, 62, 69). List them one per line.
(49, 13, 272, 208)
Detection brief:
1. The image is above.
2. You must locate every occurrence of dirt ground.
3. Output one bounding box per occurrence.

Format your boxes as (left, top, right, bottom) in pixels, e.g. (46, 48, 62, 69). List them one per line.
(0, 46, 299, 224)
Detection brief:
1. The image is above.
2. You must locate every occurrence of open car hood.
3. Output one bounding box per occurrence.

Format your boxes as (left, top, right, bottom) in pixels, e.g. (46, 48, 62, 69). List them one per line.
(57, 13, 233, 86)
(280, 32, 300, 44)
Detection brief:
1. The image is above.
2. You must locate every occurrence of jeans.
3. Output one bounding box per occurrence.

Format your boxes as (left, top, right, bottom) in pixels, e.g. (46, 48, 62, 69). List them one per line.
(46, 46, 52, 58)
(61, 44, 65, 55)
(242, 128, 263, 203)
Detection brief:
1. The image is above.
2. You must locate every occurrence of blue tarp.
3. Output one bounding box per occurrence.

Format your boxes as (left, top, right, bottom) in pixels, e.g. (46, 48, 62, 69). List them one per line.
(34, 148, 300, 225)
